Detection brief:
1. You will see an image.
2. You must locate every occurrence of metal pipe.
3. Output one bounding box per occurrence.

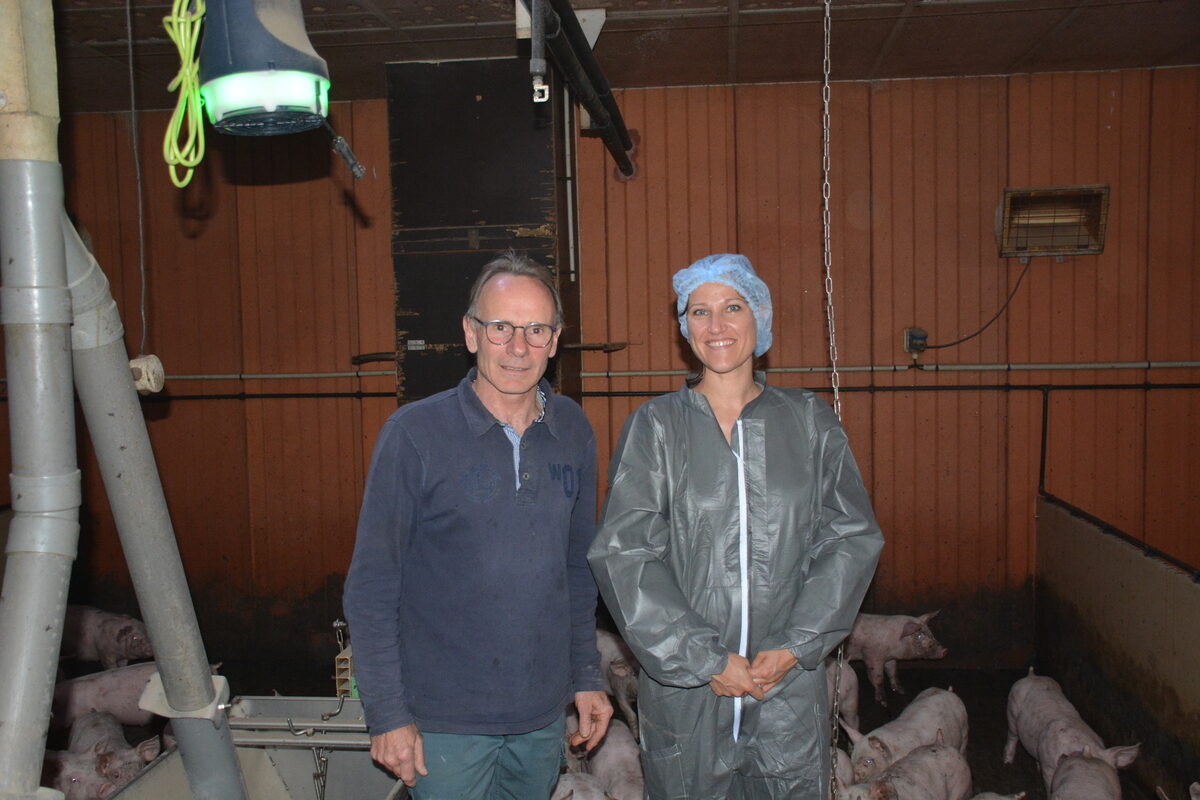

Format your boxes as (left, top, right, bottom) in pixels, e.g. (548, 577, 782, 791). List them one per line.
(64, 218, 249, 800)
(545, 0, 634, 153)
(0, 159, 79, 800)
(536, 3, 635, 177)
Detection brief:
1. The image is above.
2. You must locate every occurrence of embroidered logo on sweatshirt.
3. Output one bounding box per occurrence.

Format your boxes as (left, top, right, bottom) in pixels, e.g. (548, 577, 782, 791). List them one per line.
(547, 463, 578, 498)
(461, 463, 500, 503)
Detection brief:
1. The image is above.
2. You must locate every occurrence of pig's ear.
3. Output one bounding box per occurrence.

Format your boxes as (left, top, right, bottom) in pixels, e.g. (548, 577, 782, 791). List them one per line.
(935, 728, 945, 744)
(840, 721, 864, 744)
(1189, 782, 1200, 800)
(919, 610, 940, 623)
(137, 736, 161, 762)
(868, 736, 890, 760)
(116, 623, 135, 642)
(1108, 743, 1140, 768)
(900, 621, 921, 638)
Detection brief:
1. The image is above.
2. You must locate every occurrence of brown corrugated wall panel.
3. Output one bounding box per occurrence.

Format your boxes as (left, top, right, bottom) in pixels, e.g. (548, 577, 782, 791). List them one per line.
(348, 101, 401, 482)
(865, 76, 1015, 624)
(577, 86, 738, 490)
(1008, 71, 1154, 539)
(234, 105, 361, 612)
(1145, 68, 1200, 563)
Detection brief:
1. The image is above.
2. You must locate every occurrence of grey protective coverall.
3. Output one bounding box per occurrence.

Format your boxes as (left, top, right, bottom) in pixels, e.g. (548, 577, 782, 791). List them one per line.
(588, 382, 884, 799)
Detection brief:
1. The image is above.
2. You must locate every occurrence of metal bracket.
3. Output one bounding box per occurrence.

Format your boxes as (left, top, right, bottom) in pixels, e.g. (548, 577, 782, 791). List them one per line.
(138, 673, 231, 727)
(532, 76, 550, 103)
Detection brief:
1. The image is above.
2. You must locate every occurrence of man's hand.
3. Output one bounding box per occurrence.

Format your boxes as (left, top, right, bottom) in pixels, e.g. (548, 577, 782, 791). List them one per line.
(369, 724, 427, 787)
(568, 690, 614, 751)
(709, 653, 763, 700)
(749, 649, 798, 694)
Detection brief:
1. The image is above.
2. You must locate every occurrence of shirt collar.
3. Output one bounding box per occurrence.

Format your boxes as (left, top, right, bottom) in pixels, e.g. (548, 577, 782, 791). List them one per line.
(458, 368, 558, 439)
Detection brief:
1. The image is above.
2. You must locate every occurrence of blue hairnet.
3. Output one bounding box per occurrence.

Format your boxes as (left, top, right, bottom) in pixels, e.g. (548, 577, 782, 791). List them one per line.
(673, 253, 773, 357)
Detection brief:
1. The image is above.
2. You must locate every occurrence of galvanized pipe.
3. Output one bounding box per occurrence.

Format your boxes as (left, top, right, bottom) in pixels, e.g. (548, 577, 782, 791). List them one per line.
(0, 159, 78, 800)
(64, 218, 249, 800)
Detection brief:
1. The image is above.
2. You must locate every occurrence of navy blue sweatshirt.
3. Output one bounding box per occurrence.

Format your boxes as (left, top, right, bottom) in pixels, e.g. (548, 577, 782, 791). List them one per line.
(343, 370, 604, 736)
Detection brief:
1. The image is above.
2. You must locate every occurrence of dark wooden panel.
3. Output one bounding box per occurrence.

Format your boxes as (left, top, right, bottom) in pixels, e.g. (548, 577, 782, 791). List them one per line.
(387, 58, 564, 402)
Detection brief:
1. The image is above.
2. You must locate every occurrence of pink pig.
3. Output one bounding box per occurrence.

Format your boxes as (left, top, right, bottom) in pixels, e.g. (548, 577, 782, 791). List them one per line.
(43, 745, 117, 800)
(845, 611, 948, 705)
(1048, 749, 1122, 800)
(827, 656, 861, 731)
(843, 686, 968, 783)
(866, 732, 972, 800)
(62, 606, 154, 670)
(1003, 667, 1138, 793)
(586, 719, 643, 800)
(53, 662, 159, 729)
(67, 711, 160, 793)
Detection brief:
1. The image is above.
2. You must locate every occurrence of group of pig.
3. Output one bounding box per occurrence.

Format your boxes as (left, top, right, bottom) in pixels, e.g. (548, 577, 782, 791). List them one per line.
(555, 610, 1195, 800)
(42, 605, 162, 799)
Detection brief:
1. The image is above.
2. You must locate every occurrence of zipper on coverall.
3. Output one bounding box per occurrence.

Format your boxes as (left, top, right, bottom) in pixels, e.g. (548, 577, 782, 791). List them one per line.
(732, 419, 750, 742)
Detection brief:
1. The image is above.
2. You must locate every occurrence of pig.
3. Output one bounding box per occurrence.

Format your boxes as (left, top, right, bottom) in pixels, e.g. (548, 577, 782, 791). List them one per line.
(552, 771, 615, 800)
(865, 731, 972, 800)
(53, 662, 159, 729)
(1048, 749, 1121, 800)
(843, 686, 968, 783)
(827, 656, 861, 731)
(67, 711, 160, 791)
(1156, 784, 1200, 800)
(596, 628, 640, 740)
(1003, 667, 1139, 792)
(43, 745, 116, 800)
(835, 747, 854, 792)
(586, 719, 643, 800)
(834, 781, 875, 800)
(62, 605, 154, 670)
(969, 794, 1026, 799)
(845, 611, 948, 705)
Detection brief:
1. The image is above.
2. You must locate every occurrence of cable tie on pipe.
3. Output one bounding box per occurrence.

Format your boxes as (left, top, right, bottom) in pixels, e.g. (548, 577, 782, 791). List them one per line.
(1, 286, 73, 325)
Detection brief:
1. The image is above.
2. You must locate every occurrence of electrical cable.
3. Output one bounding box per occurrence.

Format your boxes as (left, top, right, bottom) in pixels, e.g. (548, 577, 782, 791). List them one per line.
(925, 258, 1034, 350)
(162, 0, 207, 188)
(125, 0, 149, 356)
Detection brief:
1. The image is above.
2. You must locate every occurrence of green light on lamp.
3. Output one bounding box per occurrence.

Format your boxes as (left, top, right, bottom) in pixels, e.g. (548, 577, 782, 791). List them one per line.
(201, 70, 330, 135)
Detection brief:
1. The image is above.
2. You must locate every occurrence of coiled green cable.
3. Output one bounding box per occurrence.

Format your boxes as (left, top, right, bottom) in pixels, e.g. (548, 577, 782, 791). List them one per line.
(162, 0, 206, 188)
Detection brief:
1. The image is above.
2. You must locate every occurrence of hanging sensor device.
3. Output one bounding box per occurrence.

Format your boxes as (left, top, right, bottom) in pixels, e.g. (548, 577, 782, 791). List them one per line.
(199, 0, 330, 136)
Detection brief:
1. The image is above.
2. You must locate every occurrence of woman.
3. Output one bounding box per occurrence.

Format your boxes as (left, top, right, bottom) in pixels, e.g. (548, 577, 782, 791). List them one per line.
(588, 253, 884, 799)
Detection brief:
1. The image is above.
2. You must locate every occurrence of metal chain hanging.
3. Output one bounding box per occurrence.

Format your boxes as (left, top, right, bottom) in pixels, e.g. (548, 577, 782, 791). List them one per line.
(820, 0, 850, 790)
(820, 0, 842, 421)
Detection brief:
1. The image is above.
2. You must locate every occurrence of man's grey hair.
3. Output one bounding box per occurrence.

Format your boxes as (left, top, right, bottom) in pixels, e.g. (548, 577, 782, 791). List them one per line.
(465, 250, 564, 327)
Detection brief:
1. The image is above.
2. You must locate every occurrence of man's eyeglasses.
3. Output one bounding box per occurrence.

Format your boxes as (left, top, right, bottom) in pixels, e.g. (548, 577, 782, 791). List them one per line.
(470, 317, 558, 348)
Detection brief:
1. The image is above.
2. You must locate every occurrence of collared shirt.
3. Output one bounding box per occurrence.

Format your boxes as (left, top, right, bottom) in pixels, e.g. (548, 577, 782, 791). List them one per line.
(500, 388, 546, 490)
(343, 370, 603, 736)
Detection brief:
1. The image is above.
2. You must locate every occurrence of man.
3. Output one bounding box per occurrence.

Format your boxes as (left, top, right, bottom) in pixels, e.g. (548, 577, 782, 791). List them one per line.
(344, 251, 612, 799)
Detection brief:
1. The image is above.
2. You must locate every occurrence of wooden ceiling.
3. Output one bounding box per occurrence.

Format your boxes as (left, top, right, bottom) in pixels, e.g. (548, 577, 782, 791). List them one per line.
(53, 0, 1200, 113)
